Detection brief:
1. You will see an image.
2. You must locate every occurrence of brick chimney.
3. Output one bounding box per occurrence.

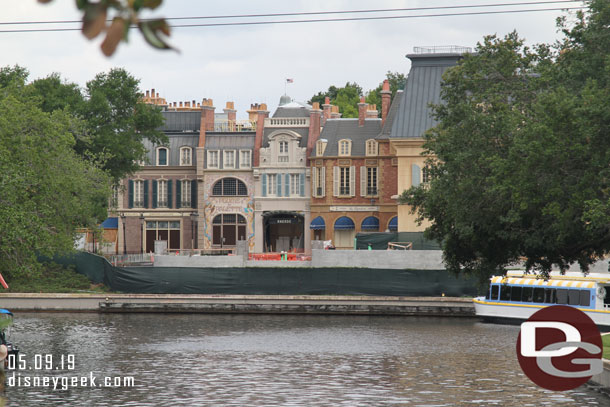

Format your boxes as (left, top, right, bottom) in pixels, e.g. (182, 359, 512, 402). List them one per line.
(307, 102, 322, 163)
(381, 79, 391, 127)
(330, 105, 341, 119)
(366, 104, 378, 119)
(201, 98, 215, 132)
(358, 97, 367, 126)
(224, 101, 237, 131)
(322, 96, 331, 126)
(253, 103, 269, 167)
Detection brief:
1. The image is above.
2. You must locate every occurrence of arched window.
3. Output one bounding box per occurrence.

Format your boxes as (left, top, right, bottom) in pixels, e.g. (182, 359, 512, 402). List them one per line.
(278, 140, 289, 162)
(212, 178, 248, 196)
(212, 214, 247, 246)
(156, 147, 169, 166)
(365, 139, 378, 156)
(180, 147, 192, 166)
(338, 139, 351, 156)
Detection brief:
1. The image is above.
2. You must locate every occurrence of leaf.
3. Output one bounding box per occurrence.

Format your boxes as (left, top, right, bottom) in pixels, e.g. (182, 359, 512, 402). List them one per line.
(82, 4, 107, 40)
(138, 20, 173, 51)
(37, 0, 54, 3)
(101, 18, 126, 57)
(142, 0, 163, 10)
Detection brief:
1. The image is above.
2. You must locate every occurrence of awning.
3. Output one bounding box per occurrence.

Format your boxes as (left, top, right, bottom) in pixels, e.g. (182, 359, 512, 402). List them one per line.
(334, 216, 355, 230)
(388, 216, 398, 231)
(310, 216, 326, 230)
(101, 217, 118, 229)
(361, 216, 379, 231)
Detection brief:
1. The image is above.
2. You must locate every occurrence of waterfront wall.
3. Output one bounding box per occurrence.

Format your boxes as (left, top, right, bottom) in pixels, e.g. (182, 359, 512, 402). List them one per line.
(590, 359, 610, 396)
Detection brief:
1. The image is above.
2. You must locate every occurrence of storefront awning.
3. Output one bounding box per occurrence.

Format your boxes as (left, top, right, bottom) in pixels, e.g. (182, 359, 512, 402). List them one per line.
(310, 216, 326, 230)
(334, 216, 355, 230)
(388, 216, 398, 232)
(101, 217, 118, 229)
(361, 216, 379, 230)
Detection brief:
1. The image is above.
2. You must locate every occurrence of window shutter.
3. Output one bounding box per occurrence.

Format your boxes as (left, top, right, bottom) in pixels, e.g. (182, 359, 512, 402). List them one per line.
(333, 166, 339, 197)
(360, 166, 366, 197)
(412, 164, 421, 187)
(350, 166, 356, 197)
(191, 180, 197, 208)
(128, 180, 134, 208)
(277, 173, 282, 197)
(176, 180, 182, 209)
(152, 180, 158, 209)
(321, 167, 326, 198)
(311, 167, 318, 197)
(300, 173, 305, 197)
(376, 167, 379, 195)
(167, 180, 173, 208)
(143, 180, 149, 208)
(285, 173, 290, 197)
(262, 174, 267, 197)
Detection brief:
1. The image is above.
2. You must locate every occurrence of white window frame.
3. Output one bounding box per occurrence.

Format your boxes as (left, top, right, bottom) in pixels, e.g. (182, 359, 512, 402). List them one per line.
(360, 166, 378, 196)
(290, 174, 300, 196)
(207, 150, 219, 169)
(180, 147, 192, 166)
(224, 150, 236, 169)
(181, 180, 192, 207)
(338, 139, 351, 157)
(312, 167, 326, 198)
(267, 174, 277, 196)
(278, 140, 289, 163)
(157, 179, 168, 208)
(134, 180, 145, 208)
(365, 140, 378, 156)
(333, 166, 355, 197)
(239, 150, 251, 169)
(156, 147, 169, 166)
(422, 166, 431, 184)
(316, 140, 327, 156)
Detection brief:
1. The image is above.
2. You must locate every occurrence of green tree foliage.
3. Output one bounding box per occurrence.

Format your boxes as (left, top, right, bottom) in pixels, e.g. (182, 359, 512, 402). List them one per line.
(78, 68, 166, 181)
(366, 71, 407, 115)
(400, 0, 610, 281)
(0, 78, 112, 280)
(30, 73, 84, 113)
(308, 82, 363, 118)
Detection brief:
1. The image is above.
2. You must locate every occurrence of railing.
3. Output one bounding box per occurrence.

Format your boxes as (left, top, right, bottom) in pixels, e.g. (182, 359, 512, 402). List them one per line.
(266, 118, 309, 127)
(388, 242, 413, 250)
(249, 252, 312, 261)
(214, 120, 257, 132)
(166, 248, 236, 256)
(412, 45, 472, 54)
(110, 253, 155, 266)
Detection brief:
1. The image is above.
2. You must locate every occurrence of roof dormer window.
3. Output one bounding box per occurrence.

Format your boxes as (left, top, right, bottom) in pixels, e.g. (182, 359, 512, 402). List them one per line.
(338, 139, 351, 157)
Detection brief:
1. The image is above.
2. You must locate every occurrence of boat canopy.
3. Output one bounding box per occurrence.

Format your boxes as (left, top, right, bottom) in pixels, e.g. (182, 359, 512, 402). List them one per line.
(0, 309, 12, 316)
(490, 276, 595, 289)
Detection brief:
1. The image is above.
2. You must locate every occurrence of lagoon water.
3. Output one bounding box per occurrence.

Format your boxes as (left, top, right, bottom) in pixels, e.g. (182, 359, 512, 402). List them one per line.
(2, 313, 608, 406)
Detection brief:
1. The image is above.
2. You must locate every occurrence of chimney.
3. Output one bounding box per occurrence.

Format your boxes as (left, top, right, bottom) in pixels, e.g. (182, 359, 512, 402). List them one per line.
(201, 98, 215, 132)
(224, 101, 237, 131)
(145, 90, 150, 98)
(381, 79, 391, 127)
(366, 104, 378, 119)
(307, 102, 322, 164)
(247, 103, 263, 123)
(253, 103, 269, 167)
(330, 105, 341, 119)
(322, 96, 331, 125)
(358, 97, 367, 126)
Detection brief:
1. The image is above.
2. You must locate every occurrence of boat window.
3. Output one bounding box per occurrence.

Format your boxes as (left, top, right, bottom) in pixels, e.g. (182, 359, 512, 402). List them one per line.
(522, 287, 534, 302)
(580, 290, 590, 307)
(533, 287, 545, 303)
(511, 286, 523, 302)
(491, 285, 499, 300)
(500, 286, 511, 301)
(556, 289, 568, 304)
(544, 288, 555, 304)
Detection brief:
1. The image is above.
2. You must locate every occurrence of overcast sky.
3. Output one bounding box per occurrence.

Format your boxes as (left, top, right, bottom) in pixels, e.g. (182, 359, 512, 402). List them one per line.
(2, 0, 584, 118)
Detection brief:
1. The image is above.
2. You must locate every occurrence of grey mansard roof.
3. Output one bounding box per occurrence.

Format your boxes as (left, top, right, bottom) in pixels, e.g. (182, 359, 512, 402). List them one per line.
(319, 119, 382, 157)
(386, 53, 461, 139)
(142, 133, 199, 166)
(160, 111, 201, 132)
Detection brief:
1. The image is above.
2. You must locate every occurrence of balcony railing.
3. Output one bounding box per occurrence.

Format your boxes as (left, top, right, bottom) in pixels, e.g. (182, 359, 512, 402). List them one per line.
(266, 118, 309, 127)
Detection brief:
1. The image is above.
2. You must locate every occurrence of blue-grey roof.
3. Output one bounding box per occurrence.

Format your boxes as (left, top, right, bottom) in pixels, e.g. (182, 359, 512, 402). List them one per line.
(388, 53, 461, 139)
(142, 133, 199, 166)
(319, 119, 382, 157)
(160, 111, 200, 132)
(378, 90, 403, 139)
(204, 133, 255, 169)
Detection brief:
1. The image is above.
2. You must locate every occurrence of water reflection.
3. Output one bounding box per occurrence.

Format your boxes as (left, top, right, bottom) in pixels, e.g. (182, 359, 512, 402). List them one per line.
(2, 313, 608, 406)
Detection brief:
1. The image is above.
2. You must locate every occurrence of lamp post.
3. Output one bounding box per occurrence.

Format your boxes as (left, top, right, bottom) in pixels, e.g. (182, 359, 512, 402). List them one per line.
(190, 213, 198, 251)
(120, 213, 127, 254)
(140, 213, 145, 254)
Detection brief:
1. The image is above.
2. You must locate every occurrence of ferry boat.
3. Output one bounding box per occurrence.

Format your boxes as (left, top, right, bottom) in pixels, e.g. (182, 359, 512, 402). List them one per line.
(0, 309, 18, 369)
(473, 270, 610, 329)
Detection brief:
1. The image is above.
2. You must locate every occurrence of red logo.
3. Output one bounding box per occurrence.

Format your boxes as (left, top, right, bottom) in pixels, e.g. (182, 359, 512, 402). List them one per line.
(516, 305, 603, 391)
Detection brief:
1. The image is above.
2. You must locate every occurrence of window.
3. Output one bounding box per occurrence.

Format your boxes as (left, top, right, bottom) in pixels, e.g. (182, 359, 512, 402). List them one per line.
(490, 285, 499, 300)
(240, 150, 251, 169)
(278, 140, 289, 162)
(181, 180, 191, 207)
(224, 150, 236, 169)
(212, 178, 248, 196)
(157, 180, 168, 208)
(366, 140, 378, 156)
(580, 290, 591, 306)
(313, 167, 325, 197)
(212, 214, 247, 246)
(157, 147, 168, 166)
(338, 139, 351, 156)
(145, 220, 181, 252)
(339, 167, 350, 195)
(422, 167, 431, 184)
(316, 140, 327, 156)
(333, 166, 354, 197)
(180, 147, 192, 166)
(207, 150, 219, 168)
(290, 174, 300, 196)
(134, 180, 145, 208)
(279, 141, 288, 154)
(111, 185, 119, 209)
(267, 174, 277, 196)
(500, 286, 511, 301)
(556, 289, 568, 304)
(533, 287, 545, 303)
(361, 167, 378, 196)
(510, 286, 522, 302)
(544, 288, 556, 304)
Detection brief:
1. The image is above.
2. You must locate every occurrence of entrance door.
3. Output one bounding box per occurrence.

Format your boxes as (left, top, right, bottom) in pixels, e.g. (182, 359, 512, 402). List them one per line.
(263, 213, 304, 252)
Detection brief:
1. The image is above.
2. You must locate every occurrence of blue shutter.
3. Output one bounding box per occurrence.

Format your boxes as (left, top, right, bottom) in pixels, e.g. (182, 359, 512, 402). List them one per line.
(300, 173, 305, 197)
(167, 180, 173, 208)
(143, 180, 149, 208)
(262, 174, 267, 197)
(128, 180, 134, 208)
(277, 174, 282, 197)
(412, 164, 421, 187)
(285, 174, 290, 196)
(152, 180, 158, 209)
(191, 180, 197, 208)
(176, 180, 182, 209)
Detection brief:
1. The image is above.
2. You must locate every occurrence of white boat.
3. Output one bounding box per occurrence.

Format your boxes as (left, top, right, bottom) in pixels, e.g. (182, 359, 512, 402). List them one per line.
(473, 270, 610, 329)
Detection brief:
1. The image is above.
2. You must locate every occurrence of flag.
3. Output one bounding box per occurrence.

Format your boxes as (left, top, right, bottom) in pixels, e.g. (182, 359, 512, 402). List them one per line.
(286, 78, 294, 83)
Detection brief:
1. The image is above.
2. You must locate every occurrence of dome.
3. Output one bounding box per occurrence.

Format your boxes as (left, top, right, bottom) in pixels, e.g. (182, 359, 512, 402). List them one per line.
(278, 94, 292, 106)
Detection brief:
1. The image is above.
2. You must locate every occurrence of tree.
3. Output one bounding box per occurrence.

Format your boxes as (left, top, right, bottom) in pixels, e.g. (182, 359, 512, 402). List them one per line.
(78, 68, 166, 181)
(308, 82, 363, 118)
(30, 73, 84, 114)
(366, 71, 407, 115)
(400, 0, 610, 281)
(0, 81, 112, 280)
